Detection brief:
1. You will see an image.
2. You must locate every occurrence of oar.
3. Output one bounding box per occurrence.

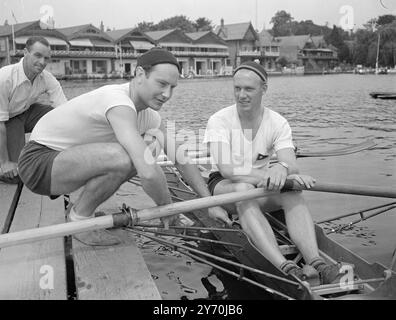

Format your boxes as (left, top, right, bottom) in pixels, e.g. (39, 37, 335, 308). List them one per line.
(184, 139, 377, 159)
(0, 179, 395, 248)
(283, 180, 396, 199)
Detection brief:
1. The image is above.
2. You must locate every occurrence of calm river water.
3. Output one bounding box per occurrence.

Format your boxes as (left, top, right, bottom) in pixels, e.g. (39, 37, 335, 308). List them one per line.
(61, 74, 396, 299)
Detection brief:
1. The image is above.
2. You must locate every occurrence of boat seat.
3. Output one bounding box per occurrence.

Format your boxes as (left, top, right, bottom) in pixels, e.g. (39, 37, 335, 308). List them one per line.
(279, 244, 298, 255)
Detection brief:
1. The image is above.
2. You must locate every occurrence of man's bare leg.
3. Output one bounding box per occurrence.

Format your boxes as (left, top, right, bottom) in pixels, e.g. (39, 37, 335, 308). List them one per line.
(50, 143, 136, 245)
(51, 143, 136, 217)
(280, 192, 319, 264)
(214, 181, 287, 268)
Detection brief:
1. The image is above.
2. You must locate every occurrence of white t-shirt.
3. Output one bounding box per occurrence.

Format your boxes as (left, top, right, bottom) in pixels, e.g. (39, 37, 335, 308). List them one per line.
(30, 83, 161, 151)
(203, 105, 294, 171)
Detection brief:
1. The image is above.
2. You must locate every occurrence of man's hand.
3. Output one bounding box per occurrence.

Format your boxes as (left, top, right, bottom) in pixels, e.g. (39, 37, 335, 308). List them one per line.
(287, 174, 316, 189)
(208, 206, 232, 226)
(0, 161, 18, 178)
(257, 163, 288, 191)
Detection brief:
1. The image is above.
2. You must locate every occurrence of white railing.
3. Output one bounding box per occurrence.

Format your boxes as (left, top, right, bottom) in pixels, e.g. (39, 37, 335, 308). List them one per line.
(262, 51, 279, 57)
(238, 50, 261, 57)
(171, 50, 229, 57)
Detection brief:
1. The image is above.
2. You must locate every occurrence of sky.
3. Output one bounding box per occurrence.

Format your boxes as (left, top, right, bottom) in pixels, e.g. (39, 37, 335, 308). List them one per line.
(0, 0, 395, 31)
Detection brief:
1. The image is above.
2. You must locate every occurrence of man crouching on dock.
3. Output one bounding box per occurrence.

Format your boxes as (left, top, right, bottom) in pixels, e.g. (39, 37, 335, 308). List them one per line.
(18, 48, 231, 246)
(203, 61, 345, 285)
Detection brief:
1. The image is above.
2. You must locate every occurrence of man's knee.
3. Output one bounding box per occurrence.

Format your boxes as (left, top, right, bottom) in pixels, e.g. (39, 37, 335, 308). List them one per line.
(233, 182, 255, 192)
(108, 144, 135, 176)
(280, 191, 306, 208)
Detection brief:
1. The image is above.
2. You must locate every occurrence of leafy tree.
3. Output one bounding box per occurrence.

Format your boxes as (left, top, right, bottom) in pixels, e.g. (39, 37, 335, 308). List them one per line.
(276, 56, 289, 67)
(271, 10, 294, 36)
(134, 21, 155, 32)
(377, 14, 396, 26)
(155, 15, 195, 32)
(194, 17, 213, 31)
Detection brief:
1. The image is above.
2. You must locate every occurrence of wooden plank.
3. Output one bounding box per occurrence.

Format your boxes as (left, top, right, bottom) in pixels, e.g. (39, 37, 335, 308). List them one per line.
(70, 183, 161, 300)
(0, 188, 67, 299)
(0, 183, 18, 231)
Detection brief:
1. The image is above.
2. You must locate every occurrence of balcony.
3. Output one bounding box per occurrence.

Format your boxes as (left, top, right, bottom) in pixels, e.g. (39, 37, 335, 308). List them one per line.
(238, 50, 261, 57)
(171, 50, 229, 57)
(298, 53, 336, 60)
(12, 49, 141, 59)
(262, 51, 279, 57)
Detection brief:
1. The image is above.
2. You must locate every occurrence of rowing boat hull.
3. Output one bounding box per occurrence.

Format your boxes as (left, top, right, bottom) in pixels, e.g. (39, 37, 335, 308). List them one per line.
(163, 167, 396, 300)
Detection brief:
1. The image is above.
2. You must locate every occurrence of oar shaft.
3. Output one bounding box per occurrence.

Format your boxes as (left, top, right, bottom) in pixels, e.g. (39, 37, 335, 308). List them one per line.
(0, 179, 394, 248)
(284, 180, 396, 199)
(0, 215, 115, 249)
(136, 188, 274, 222)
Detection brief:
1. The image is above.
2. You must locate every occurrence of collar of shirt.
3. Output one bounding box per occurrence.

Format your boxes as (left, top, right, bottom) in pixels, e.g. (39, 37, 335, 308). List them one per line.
(16, 57, 44, 86)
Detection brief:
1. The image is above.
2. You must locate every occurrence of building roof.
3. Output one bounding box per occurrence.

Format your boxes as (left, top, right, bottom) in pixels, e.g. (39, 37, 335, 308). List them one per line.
(185, 31, 211, 41)
(57, 24, 113, 42)
(56, 24, 92, 37)
(215, 22, 257, 41)
(185, 31, 228, 47)
(275, 35, 312, 48)
(0, 21, 39, 37)
(258, 29, 278, 46)
(106, 28, 134, 41)
(144, 29, 177, 41)
(311, 35, 326, 48)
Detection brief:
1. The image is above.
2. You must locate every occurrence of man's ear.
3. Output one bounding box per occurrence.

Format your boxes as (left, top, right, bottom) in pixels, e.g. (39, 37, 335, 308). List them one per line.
(23, 48, 29, 56)
(262, 82, 268, 93)
(135, 66, 145, 83)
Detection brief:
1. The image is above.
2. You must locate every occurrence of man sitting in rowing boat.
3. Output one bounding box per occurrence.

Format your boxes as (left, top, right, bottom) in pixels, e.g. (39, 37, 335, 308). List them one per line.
(17, 48, 231, 246)
(203, 61, 344, 284)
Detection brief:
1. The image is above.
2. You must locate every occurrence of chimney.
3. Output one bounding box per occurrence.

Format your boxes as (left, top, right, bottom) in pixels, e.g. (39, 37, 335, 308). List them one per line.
(4, 19, 9, 26)
(220, 18, 224, 28)
(100, 21, 104, 32)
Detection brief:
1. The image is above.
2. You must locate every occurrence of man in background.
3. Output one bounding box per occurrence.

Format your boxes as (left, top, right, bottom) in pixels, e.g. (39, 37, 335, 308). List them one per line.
(0, 36, 66, 184)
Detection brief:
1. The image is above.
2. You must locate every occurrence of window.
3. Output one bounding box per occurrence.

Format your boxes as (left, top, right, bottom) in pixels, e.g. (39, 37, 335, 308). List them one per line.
(70, 60, 87, 74)
(92, 60, 107, 74)
(0, 39, 6, 51)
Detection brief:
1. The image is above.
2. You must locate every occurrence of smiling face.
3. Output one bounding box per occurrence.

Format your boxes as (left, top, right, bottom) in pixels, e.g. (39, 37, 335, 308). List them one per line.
(136, 63, 179, 111)
(23, 41, 51, 78)
(233, 69, 266, 112)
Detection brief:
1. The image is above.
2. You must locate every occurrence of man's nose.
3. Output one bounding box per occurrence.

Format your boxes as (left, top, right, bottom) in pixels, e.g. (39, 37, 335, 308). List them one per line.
(162, 86, 172, 99)
(239, 89, 247, 98)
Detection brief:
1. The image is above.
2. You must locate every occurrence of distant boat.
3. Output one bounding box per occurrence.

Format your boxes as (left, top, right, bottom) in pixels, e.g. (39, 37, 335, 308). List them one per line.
(370, 92, 396, 100)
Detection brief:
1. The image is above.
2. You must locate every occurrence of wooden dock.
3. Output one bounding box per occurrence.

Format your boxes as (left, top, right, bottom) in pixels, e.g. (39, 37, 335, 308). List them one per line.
(0, 181, 161, 300)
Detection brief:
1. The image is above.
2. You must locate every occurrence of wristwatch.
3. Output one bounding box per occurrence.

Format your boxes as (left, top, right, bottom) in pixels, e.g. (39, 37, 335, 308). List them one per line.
(276, 161, 289, 174)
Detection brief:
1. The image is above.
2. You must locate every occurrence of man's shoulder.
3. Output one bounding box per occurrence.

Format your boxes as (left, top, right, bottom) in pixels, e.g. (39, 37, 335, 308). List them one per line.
(0, 62, 18, 79)
(265, 107, 289, 124)
(209, 104, 236, 120)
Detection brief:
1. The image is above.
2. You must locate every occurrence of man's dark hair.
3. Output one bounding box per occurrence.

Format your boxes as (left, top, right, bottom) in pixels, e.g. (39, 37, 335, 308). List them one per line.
(26, 36, 50, 51)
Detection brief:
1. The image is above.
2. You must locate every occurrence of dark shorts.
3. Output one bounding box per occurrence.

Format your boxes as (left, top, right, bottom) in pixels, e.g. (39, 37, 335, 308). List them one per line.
(207, 171, 226, 195)
(18, 141, 60, 196)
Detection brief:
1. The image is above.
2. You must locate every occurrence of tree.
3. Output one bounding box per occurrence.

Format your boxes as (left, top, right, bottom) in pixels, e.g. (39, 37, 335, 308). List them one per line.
(271, 10, 294, 36)
(194, 17, 213, 31)
(155, 15, 195, 33)
(324, 25, 350, 62)
(276, 56, 289, 67)
(377, 14, 396, 26)
(135, 21, 155, 32)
